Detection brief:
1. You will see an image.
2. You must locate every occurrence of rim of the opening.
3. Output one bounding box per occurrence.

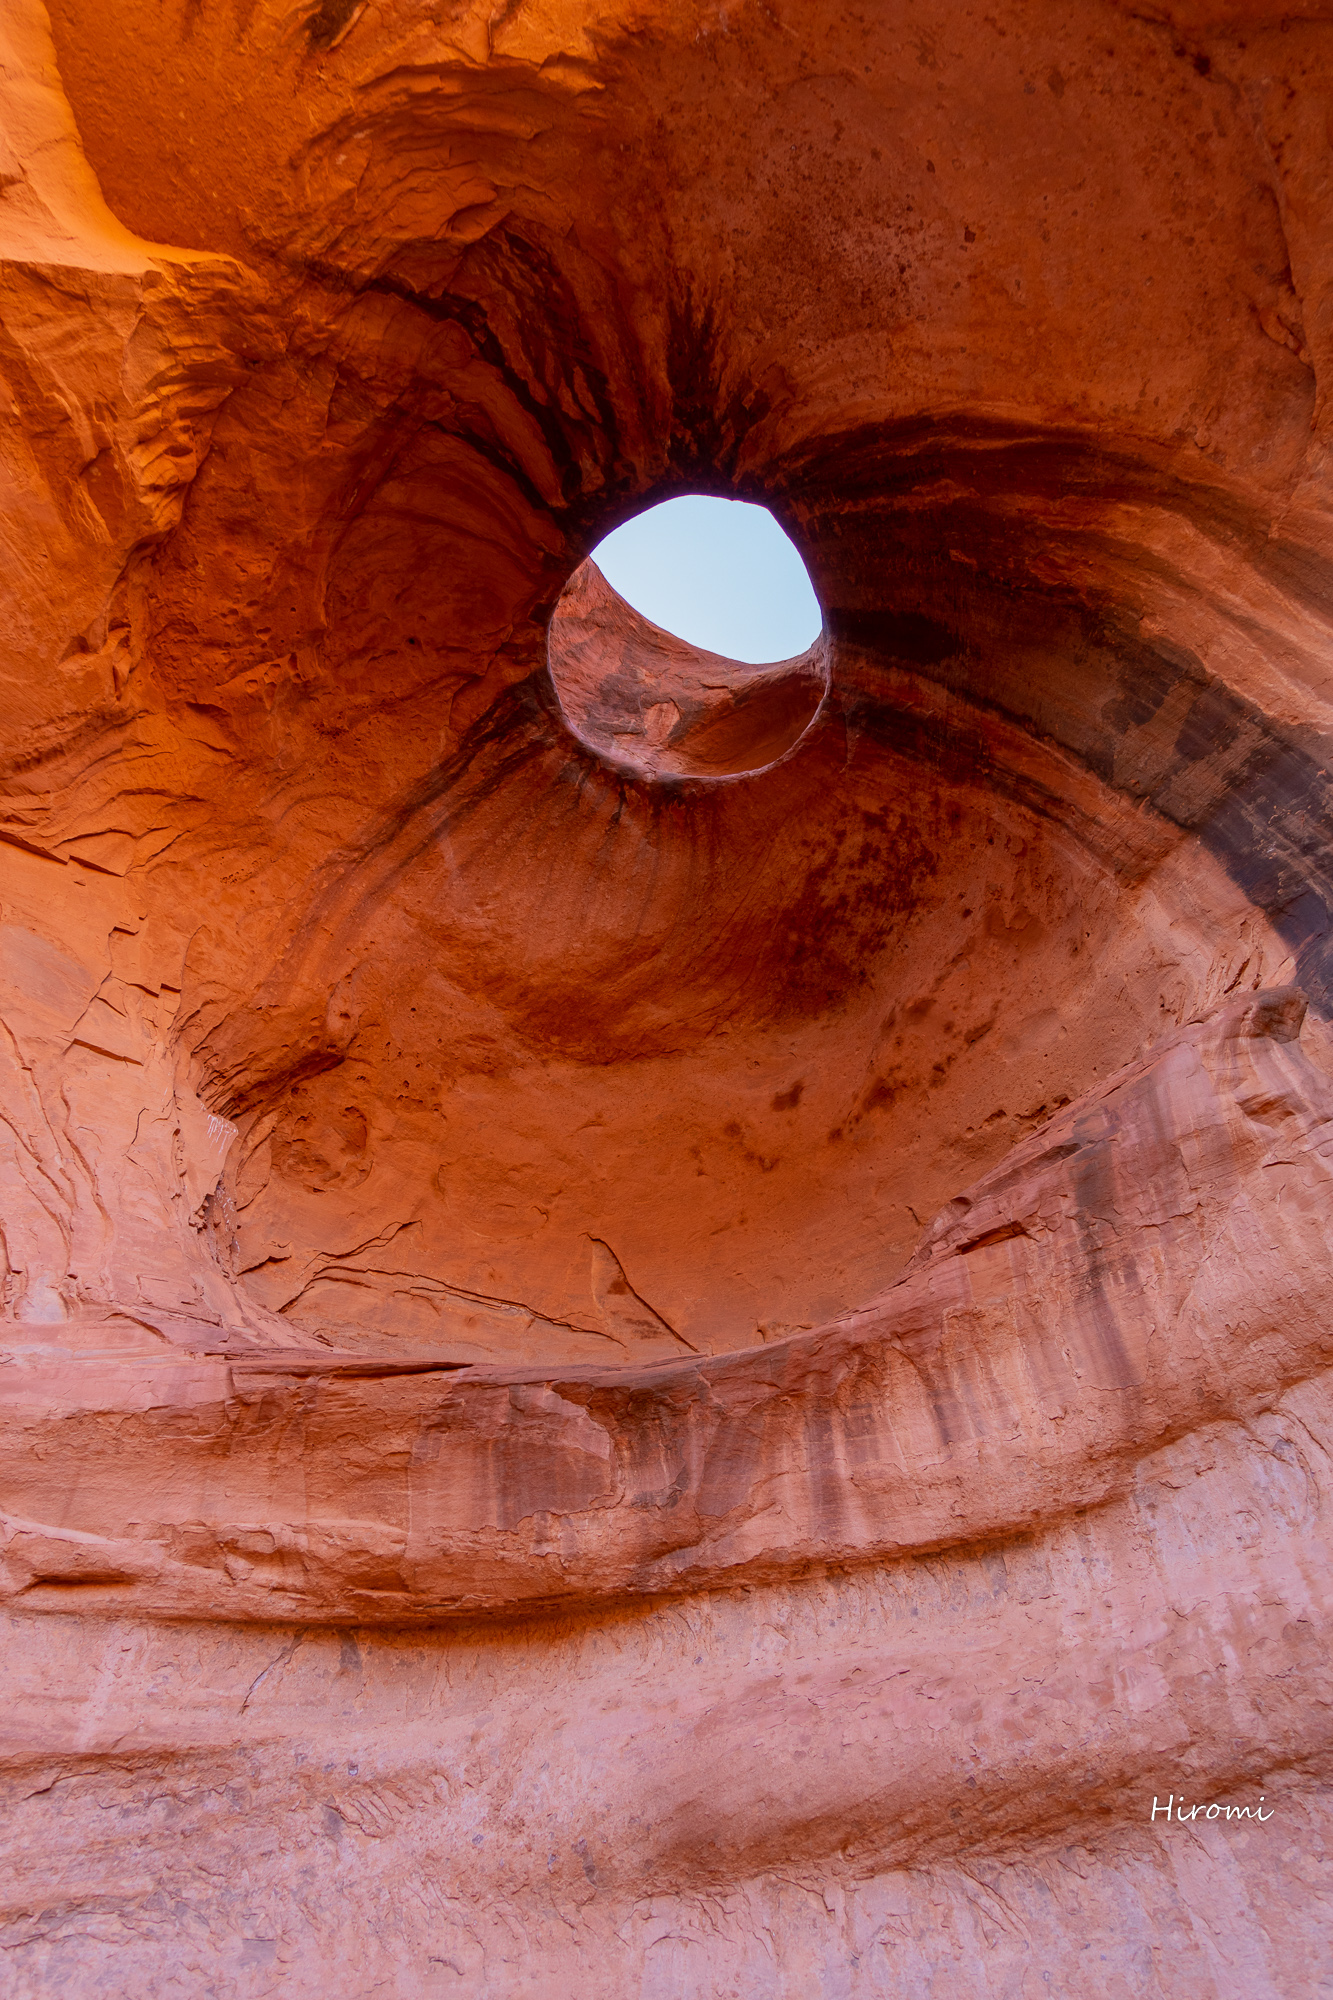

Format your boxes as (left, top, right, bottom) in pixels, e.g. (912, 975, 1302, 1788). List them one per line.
(543, 549, 832, 789)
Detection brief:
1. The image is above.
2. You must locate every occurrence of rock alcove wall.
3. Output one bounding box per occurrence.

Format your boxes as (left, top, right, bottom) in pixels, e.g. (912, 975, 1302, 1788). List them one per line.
(3, 0, 1333, 1991)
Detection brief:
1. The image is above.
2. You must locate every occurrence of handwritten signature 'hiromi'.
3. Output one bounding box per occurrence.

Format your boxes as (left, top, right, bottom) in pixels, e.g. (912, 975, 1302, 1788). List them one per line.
(1151, 1794, 1273, 1823)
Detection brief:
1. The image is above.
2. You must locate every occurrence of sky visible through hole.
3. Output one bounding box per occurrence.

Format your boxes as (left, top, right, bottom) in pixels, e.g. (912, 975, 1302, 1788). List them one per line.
(589, 495, 823, 665)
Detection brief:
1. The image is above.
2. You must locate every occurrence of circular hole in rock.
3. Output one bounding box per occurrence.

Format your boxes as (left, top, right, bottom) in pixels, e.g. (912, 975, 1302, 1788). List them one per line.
(548, 495, 828, 780)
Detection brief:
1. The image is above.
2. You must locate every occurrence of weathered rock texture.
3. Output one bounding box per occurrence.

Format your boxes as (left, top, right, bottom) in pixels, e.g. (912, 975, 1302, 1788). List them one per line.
(3, 0, 1333, 1992)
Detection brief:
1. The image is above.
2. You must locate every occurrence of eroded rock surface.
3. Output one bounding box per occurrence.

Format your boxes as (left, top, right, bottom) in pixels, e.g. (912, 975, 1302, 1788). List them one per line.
(4, 0, 1333, 1991)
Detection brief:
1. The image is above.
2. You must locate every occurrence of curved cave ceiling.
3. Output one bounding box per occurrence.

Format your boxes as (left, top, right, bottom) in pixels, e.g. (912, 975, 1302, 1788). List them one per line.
(36, 0, 1333, 1363)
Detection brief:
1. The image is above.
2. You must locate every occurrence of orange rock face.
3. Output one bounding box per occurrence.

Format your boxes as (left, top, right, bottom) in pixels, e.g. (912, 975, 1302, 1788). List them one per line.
(3, 0, 1333, 1990)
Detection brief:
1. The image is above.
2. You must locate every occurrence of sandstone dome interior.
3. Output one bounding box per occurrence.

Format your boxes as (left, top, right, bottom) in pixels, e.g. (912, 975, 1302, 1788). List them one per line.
(197, 435, 1311, 1367)
(16, 0, 1322, 1376)
(40, 0, 1319, 1368)
(7, 2, 1333, 1990)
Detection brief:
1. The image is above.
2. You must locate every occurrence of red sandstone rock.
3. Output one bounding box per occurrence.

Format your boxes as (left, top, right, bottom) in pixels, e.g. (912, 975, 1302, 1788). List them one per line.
(3, 986, 1328, 1626)
(4, 0, 1333, 1990)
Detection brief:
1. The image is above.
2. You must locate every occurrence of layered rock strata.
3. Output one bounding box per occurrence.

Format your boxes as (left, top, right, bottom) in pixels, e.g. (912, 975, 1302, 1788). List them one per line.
(3, 988, 1328, 1630)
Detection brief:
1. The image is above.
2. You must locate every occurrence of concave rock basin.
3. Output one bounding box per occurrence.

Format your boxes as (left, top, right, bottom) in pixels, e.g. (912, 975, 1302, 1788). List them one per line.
(4, 0, 1333, 1992)
(219, 527, 1307, 1371)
